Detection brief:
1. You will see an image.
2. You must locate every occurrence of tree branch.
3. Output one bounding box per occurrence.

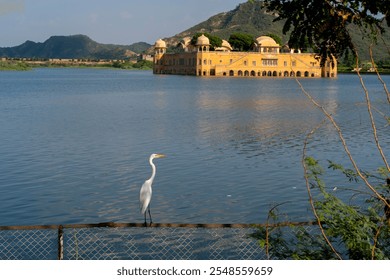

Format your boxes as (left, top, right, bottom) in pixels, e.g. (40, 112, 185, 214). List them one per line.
(369, 44, 390, 104)
(356, 51, 390, 172)
(302, 119, 342, 259)
(295, 77, 390, 208)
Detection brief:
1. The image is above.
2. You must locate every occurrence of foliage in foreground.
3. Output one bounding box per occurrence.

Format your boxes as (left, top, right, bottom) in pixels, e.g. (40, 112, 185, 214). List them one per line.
(261, 0, 390, 66)
(252, 159, 390, 259)
(248, 0, 390, 261)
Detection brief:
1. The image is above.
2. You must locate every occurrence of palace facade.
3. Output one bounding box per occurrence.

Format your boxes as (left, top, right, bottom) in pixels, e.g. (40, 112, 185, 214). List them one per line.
(153, 35, 337, 78)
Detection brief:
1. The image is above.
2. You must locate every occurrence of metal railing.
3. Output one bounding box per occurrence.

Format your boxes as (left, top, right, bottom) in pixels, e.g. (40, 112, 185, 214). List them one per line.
(0, 222, 314, 260)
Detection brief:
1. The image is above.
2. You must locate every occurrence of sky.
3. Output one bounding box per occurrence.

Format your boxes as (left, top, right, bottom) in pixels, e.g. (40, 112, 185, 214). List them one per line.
(0, 0, 245, 47)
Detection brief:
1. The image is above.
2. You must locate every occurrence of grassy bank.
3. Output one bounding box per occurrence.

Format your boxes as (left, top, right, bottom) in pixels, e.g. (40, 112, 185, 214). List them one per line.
(111, 60, 153, 70)
(0, 61, 32, 71)
(0, 59, 153, 71)
(338, 64, 390, 74)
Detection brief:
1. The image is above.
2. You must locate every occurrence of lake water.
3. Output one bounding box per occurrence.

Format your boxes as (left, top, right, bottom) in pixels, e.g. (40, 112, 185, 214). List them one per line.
(0, 68, 389, 226)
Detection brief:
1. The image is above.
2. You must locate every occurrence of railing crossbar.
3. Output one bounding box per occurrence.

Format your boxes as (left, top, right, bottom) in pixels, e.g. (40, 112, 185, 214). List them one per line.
(0, 221, 316, 231)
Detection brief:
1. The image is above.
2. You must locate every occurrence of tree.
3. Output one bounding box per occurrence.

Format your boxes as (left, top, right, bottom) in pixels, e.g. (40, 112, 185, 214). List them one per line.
(253, 158, 390, 259)
(250, 0, 390, 260)
(228, 33, 255, 51)
(262, 0, 390, 66)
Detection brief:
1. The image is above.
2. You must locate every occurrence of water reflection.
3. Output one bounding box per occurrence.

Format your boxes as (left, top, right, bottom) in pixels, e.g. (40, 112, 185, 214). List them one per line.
(196, 85, 331, 158)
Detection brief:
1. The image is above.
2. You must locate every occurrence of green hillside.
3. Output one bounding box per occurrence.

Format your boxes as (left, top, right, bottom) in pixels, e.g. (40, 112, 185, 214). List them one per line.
(171, 2, 285, 42)
(164, 1, 390, 63)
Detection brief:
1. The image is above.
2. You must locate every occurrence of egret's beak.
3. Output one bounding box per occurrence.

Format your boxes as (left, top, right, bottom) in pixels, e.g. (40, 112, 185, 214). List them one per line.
(156, 154, 166, 158)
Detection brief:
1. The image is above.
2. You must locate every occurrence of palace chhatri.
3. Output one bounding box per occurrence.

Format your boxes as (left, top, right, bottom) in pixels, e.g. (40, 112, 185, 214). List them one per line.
(153, 35, 337, 78)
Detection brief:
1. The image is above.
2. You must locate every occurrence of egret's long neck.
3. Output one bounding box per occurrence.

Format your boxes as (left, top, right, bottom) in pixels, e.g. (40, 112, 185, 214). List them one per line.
(149, 158, 157, 182)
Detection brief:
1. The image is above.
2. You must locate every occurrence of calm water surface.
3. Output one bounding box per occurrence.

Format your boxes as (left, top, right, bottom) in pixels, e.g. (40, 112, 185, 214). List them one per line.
(0, 69, 389, 225)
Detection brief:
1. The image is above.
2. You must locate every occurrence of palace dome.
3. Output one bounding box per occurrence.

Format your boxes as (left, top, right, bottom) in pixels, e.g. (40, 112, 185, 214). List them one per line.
(255, 36, 279, 47)
(221, 40, 232, 50)
(196, 34, 210, 46)
(180, 37, 192, 47)
(154, 39, 167, 48)
(215, 40, 232, 52)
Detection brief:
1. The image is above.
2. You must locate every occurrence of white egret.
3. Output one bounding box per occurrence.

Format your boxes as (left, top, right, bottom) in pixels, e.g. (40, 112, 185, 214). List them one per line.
(140, 153, 166, 225)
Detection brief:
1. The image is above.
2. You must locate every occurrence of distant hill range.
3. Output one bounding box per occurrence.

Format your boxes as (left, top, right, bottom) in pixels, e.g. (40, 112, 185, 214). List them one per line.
(1, 1, 389, 61)
(162, 1, 390, 62)
(0, 34, 152, 60)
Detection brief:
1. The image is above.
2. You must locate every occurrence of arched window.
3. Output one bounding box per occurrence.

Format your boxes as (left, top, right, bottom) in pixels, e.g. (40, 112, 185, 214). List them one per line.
(244, 70, 249, 76)
(297, 71, 302, 77)
(284, 71, 289, 77)
(238, 70, 243, 76)
(251, 71, 256, 76)
(229, 70, 234, 76)
(273, 71, 278, 76)
(304, 71, 309, 77)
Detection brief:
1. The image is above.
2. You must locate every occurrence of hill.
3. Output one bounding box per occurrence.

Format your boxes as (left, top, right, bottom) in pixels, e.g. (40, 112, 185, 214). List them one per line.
(165, 1, 285, 45)
(0, 35, 152, 59)
(162, 1, 390, 62)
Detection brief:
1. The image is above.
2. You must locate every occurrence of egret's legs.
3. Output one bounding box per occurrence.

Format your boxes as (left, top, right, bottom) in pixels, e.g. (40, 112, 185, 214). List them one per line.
(148, 207, 153, 225)
(143, 207, 153, 227)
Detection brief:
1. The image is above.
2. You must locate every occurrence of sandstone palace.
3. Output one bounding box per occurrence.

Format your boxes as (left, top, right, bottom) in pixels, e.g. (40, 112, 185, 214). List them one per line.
(153, 35, 337, 78)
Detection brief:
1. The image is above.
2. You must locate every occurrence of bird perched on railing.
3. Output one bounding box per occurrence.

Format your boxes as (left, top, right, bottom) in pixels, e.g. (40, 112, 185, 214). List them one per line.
(140, 153, 166, 226)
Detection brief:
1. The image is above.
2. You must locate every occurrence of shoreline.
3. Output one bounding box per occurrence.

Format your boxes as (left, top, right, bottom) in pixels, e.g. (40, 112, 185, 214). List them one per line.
(0, 59, 153, 71)
(1, 59, 389, 75)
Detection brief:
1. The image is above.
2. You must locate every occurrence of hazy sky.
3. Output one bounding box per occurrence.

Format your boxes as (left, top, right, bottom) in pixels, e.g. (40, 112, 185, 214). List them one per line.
(0, 0, 245, 47)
